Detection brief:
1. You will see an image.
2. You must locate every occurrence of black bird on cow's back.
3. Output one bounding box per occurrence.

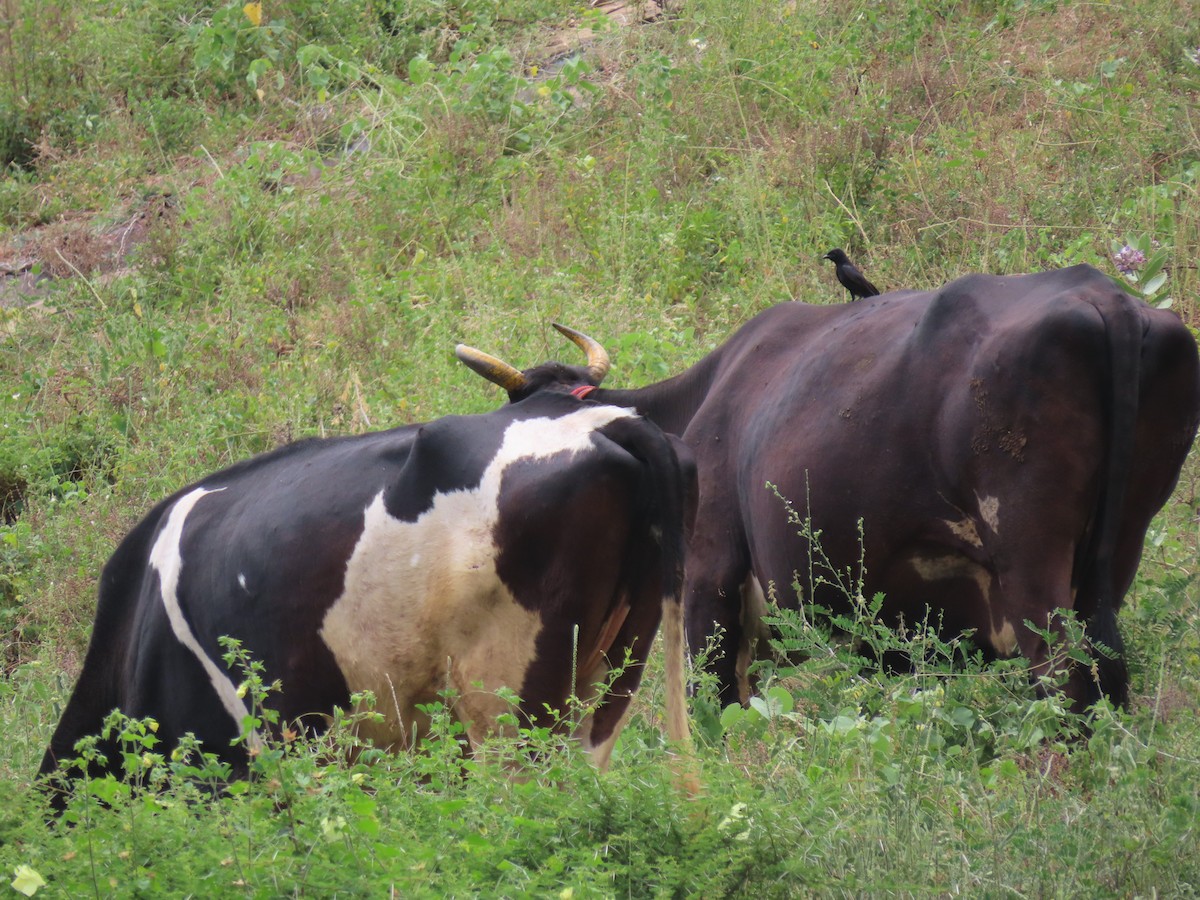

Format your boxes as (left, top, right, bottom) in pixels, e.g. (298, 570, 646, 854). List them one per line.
(823, 248, 880, 300)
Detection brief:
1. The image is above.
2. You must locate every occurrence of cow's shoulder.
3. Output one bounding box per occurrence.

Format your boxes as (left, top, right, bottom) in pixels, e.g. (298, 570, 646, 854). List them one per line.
(381, 395, 639, 522)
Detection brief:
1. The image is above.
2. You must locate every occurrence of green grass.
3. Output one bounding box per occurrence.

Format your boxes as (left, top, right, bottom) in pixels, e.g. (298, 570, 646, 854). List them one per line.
(3, 0, 1200, 895)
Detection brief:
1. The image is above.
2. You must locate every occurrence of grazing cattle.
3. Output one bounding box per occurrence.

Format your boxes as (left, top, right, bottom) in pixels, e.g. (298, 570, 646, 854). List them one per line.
(40, 388, 695, 797)
(457, 265, 1200, 711)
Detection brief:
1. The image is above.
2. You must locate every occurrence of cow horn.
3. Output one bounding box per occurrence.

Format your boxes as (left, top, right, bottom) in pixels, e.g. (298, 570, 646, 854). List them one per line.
(552, 323, 611, 384)
(455, 344, 530, 392)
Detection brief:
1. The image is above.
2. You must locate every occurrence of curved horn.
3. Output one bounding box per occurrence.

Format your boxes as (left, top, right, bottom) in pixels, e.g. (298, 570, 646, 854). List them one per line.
(552, 323, 611, 384)
(455, 344, 530, 393)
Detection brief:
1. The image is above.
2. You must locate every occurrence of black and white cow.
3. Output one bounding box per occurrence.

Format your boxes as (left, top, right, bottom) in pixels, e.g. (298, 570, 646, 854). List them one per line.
(40, 387, 695, 797)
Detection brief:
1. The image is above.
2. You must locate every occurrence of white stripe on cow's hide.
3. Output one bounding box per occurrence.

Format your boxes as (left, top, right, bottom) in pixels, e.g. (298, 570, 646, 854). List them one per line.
(321, 405, 637, 755)
(148, 486, 261, 749)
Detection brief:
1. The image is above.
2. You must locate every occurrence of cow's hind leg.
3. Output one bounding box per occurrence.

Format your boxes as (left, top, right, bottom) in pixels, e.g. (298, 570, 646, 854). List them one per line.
(997, 561, 1114, 713)
(684, 525, 753, 707)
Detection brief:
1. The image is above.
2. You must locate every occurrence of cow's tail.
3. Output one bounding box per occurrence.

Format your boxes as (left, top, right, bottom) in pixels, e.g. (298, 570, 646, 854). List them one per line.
(601, 416, 698, 789)
(651, 433, 695, 752)
(654, 433, 699, 793)
(662, 594, 691, 748)
(1081, 289, 1142, 708)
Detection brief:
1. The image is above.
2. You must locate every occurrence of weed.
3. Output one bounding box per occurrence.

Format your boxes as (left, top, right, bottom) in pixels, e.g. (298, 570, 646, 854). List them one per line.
(1111, 231, 1175, 309)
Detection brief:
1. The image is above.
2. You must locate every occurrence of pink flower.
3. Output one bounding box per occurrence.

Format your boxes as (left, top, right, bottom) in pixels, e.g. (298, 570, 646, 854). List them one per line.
(1113, 245, 1146, 276)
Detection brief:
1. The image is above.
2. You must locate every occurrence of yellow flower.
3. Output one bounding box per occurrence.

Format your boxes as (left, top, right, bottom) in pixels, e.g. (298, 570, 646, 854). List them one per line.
(243, 2, 262, 26)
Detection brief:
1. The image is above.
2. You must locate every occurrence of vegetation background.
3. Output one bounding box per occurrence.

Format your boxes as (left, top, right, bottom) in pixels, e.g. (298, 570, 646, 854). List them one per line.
(1, 0, 1199, 895)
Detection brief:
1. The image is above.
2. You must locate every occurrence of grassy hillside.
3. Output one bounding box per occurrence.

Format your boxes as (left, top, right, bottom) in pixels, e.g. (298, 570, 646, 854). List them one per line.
(2, 0, 1199, 895)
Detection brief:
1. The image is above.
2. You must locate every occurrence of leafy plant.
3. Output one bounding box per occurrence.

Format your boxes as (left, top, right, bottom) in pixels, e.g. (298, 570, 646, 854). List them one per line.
(1111, 233, 1173, 308)
(188, 1, 287, 98)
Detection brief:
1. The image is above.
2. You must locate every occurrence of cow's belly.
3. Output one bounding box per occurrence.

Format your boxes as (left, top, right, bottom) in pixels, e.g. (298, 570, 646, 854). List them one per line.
(750, 490, 1033, 660)
(320, 491, 543, 750)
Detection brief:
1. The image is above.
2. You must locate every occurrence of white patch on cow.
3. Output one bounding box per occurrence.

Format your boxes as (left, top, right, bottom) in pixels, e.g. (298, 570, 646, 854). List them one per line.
(989, 619, 1018, 657)
(909, 554, 991, 600)
(736, 574, 771, 706)
(409, 553, 421, 568)
(910, 555, 1017, 656)
(237, 573, 248, 592)
(942, 516, 983, 549)
(320, 405, 638, 755)
(975, 493, 1001, 535)
(148, 486, 260, 748)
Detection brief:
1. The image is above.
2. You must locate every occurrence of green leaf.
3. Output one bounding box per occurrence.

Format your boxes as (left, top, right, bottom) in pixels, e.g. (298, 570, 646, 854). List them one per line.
(460, 832, 490, 851)
(692, 698, 724, 745)
(337, 60, 362, 83)
(823, 714, 862, 735)
(720, 703, 749, 730)
(296, 44, 327, 67)
(748, 696, 771, 718)
(307, 68, 330, 90)
(89, 775, 123, 804)
(1139, 248, 1168, 284)
(408, 56, 433, 86)
(948, 705, 975, 728)
(246, 57, 271, 89)
(748, 685, 794, 720)
(766, 684, 795, 715)
(1141, 272, 1167, 295)
(354, 816, 380, 837)
(11, 865, 46, 897)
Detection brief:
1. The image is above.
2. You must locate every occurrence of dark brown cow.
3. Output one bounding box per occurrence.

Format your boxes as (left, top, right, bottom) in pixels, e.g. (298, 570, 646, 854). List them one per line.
(458, 265, 1200, 710)
(40, 388, 696, 801)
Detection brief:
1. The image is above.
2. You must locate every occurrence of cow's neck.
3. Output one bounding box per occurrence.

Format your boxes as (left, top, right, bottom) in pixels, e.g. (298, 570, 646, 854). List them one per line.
(594, 350, 723, 437)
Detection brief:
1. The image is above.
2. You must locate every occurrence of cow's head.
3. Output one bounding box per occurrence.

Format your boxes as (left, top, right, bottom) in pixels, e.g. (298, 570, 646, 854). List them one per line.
(456, 323, 610, 403)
